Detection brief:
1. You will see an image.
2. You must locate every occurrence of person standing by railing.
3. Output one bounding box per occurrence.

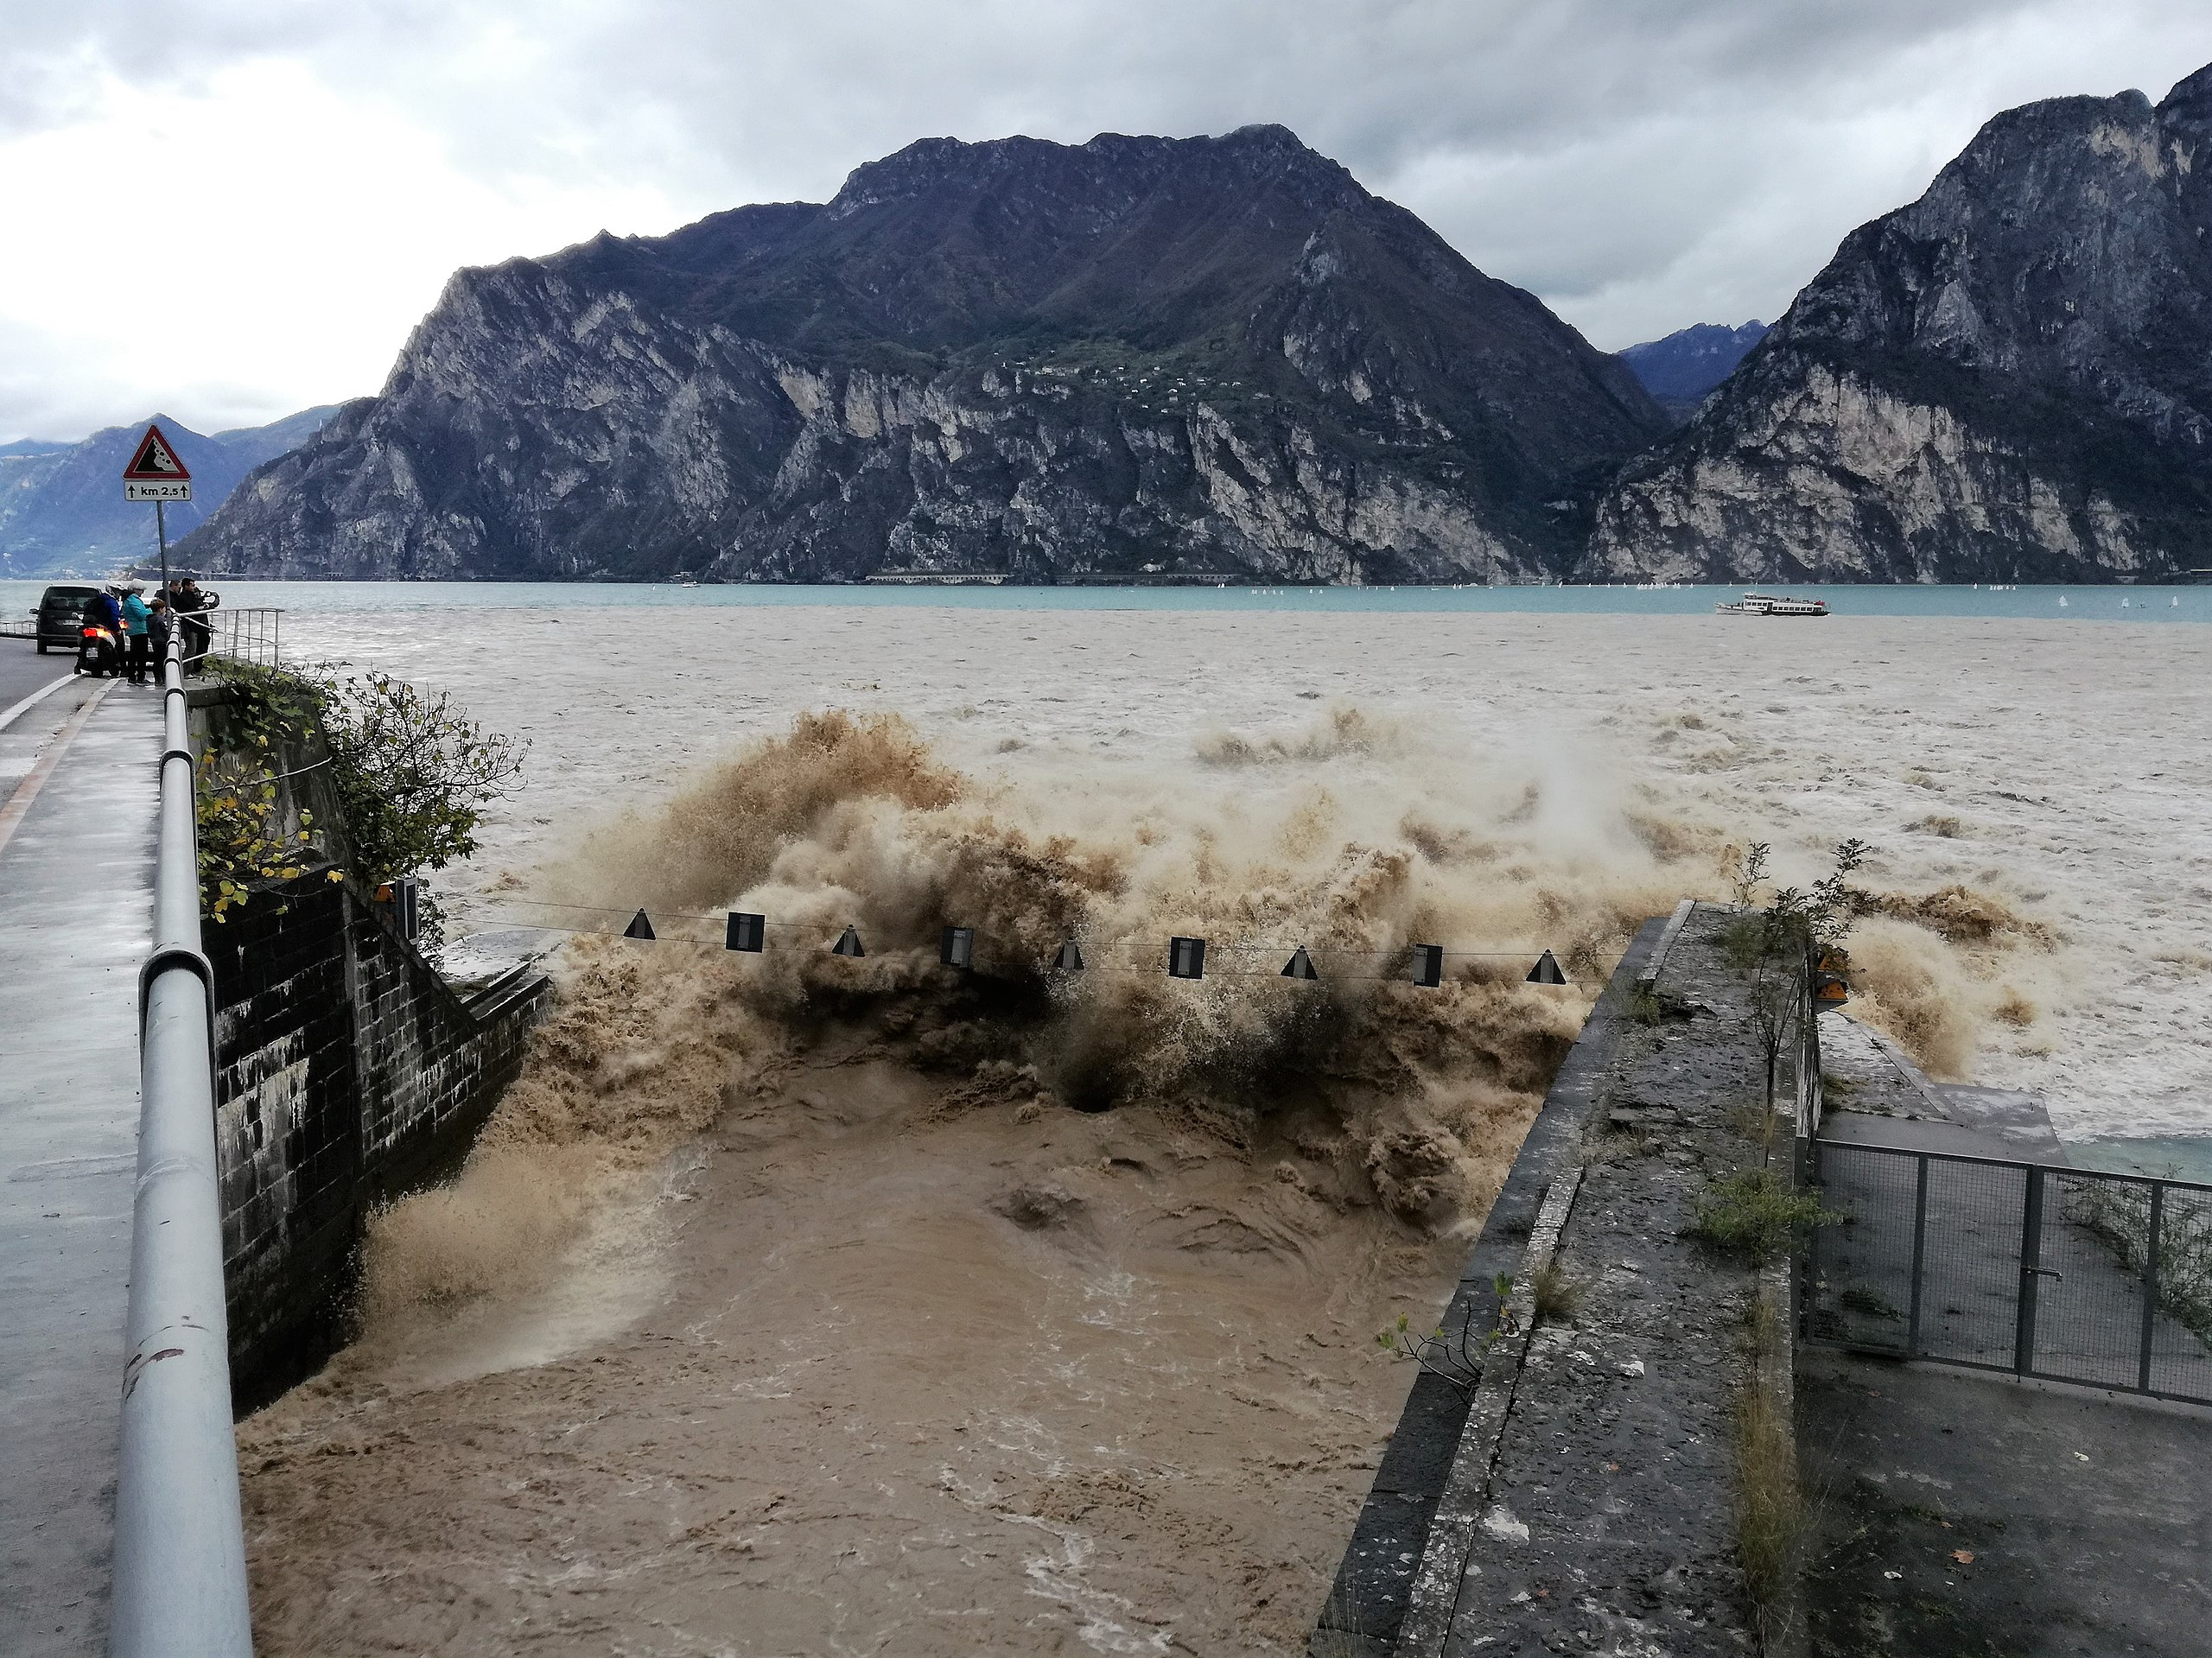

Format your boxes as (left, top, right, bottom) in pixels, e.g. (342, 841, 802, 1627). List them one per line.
(173, 576, 218, 673)
(119, 580, 152, 684)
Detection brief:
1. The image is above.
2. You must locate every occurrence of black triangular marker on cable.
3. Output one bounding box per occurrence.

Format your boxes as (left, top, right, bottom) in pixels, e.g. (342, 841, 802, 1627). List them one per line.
(832, 924, 866, 958)
(1281, 945, 1319, 981)
(1526, 949, 1567, 985)
(1409, 943, 1444, 988)
(1054, 940, 1085, 972)
(940, 926, 975, 969)
(1167, 936, 1206, 980)
(624, 908, 656, 941)
(726, 912, 765, 952)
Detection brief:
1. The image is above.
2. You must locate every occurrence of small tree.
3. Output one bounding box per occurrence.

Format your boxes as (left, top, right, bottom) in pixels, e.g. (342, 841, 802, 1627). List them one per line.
(315, 670, 526, 886)
(1726, 839, 1873, 1131)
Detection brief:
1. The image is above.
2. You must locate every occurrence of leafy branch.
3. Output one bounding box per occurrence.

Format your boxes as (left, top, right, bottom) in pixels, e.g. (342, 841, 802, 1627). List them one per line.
(199, 660, 527, 944)
(1376, 1274, 1516, 1395)
(196, 750, 320, 922)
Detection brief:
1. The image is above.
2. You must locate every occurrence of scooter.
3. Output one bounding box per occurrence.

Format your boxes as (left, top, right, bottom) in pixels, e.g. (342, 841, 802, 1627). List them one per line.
(76, 623, 122, 677)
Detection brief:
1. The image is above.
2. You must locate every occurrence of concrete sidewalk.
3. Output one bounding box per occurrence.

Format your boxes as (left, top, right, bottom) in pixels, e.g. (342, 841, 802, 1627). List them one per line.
(0, 682, 162, 1655)
(1801, 1346, 2212, 1657)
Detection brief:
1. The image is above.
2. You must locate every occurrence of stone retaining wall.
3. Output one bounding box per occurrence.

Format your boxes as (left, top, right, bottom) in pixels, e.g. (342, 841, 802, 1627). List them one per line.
(1313, 904, 1815, 1655)
(208, 869, 547, 1409)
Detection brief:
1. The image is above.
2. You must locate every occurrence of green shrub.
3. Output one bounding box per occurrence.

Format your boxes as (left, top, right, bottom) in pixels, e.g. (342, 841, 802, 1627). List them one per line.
(1688, 1169, 1844, 1265)
(200, 659, 525, 943)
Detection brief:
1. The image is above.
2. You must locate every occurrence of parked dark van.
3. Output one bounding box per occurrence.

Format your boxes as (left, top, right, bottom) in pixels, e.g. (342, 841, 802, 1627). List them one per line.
(34, 584, 103, 652)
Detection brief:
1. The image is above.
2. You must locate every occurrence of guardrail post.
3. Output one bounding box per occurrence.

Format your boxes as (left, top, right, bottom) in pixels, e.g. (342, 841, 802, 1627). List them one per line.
(2137, 1182, 2165, 1394)
(109, 636, 254, 1657)
(2014, 1166, 2046, 1378)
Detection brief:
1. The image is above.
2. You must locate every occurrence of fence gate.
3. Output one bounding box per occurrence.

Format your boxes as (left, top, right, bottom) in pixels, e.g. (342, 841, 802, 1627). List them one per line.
(1807, 1141, 2212, 1406)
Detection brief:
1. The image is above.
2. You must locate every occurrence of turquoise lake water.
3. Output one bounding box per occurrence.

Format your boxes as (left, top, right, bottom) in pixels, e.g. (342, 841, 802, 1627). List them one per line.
(4, 579, 2209, 622)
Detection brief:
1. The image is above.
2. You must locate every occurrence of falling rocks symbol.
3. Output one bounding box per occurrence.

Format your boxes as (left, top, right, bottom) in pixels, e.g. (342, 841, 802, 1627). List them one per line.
(1526, 949, 1567, 985)
(123, 423, 191, 480)
(832, 924, 867, 958)
(624, 908, 657, 941)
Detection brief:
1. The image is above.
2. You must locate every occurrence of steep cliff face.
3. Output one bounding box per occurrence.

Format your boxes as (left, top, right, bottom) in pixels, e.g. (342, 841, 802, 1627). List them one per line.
(1589, 67, 2212, 582)
(190, 127, 1666, 583)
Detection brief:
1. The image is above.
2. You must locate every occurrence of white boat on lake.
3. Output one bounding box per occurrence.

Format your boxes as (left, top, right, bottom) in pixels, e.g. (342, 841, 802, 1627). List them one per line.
(1715, 591, 1830, 617)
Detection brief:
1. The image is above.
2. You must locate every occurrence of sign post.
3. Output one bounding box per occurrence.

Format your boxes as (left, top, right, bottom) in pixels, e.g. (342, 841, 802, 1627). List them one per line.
(122, 423, 192, 594)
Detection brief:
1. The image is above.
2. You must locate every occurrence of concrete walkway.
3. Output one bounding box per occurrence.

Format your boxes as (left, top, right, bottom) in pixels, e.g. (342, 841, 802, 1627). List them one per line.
(1801, 1347, 2212, 1657)
(0, 677, 163, 1654)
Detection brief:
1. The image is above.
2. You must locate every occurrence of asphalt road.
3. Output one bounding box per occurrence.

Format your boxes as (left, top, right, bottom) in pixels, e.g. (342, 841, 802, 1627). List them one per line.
(0, 635, 76, 722)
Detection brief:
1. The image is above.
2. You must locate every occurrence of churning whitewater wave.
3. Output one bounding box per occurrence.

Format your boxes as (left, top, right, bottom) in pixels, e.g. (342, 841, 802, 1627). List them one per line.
(363, 705, 2047, 1326)
(243, 702, 2060, 1657)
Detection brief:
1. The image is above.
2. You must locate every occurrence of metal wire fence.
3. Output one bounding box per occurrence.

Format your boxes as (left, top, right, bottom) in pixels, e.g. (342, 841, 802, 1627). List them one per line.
(1807, 1142, 2212, 1405)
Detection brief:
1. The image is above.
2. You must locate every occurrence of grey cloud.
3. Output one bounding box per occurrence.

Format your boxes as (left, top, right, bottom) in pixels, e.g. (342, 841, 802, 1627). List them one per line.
(4, 0, 2210, 438)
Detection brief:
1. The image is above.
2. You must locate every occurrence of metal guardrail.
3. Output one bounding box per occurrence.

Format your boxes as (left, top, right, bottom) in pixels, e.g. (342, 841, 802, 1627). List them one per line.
(207, 607, 283, 670)
(1808, 1141, 2212, 1406)
(109, 632, 254, 1655)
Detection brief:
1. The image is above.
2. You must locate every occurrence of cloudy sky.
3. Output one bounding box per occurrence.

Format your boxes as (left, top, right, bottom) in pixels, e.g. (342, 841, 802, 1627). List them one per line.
(3, 0, 2208, 443)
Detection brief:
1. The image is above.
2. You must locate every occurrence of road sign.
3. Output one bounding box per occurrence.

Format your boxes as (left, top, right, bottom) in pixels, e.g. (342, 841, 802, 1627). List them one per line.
(123, 423, 191, 502)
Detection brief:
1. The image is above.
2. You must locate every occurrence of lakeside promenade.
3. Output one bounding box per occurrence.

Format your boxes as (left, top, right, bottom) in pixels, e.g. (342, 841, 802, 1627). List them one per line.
(0, 654, 163, 1653)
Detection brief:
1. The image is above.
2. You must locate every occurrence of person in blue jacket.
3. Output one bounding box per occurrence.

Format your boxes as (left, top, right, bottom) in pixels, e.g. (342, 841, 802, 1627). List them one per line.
(119, 581, 151, 684)
(84, 585, 123, 634)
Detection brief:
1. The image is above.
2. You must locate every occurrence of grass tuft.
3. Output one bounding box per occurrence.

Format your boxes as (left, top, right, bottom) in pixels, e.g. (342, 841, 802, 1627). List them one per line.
(1688, 1169, 1844, 1266)
(1532, 1255, 1582, 1325)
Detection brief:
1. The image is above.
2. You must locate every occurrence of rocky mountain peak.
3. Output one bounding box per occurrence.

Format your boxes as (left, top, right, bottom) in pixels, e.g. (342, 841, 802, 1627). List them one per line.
(183, 127, 1664, 585)
(1587, 60, 2212, 583)
(1618, 321, 1769, 421)
(825, 125, 1362, 223)
(2161, 61, 2212, 128)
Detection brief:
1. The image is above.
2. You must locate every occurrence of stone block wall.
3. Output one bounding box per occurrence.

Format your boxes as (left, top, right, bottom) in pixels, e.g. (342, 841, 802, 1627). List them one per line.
(207, 870, 548, 1410)
(210, 879, 363, 1408)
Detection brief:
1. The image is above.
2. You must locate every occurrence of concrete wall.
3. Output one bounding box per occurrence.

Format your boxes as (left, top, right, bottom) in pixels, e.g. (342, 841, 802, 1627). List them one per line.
(1313, 905, 1818, 1656)
(207, 868, 547, 1410)
(1308, 917, 1671, 1654)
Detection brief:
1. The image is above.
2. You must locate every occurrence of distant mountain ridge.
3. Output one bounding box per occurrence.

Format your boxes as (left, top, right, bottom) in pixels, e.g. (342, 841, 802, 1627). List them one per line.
(178, 61, 2212, 586)
(183, 125, 1668, 584)
(0, 407, 340, 577)
(1588, 64, 2212, 582)
(1618, 321, 1769, 421)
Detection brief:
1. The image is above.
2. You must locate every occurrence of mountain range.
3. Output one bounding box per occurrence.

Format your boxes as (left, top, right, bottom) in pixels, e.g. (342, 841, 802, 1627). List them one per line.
(56, 59, 2212, 586)
(0, 408, 337, 578)
(180, 125, 1670, 585)
(1617, 321, 1769, 422)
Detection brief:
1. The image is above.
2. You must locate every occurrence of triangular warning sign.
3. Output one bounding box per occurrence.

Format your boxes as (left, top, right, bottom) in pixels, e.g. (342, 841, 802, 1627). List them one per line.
(1526, 949, 1567, 986)
(123, 423, 191, 482)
